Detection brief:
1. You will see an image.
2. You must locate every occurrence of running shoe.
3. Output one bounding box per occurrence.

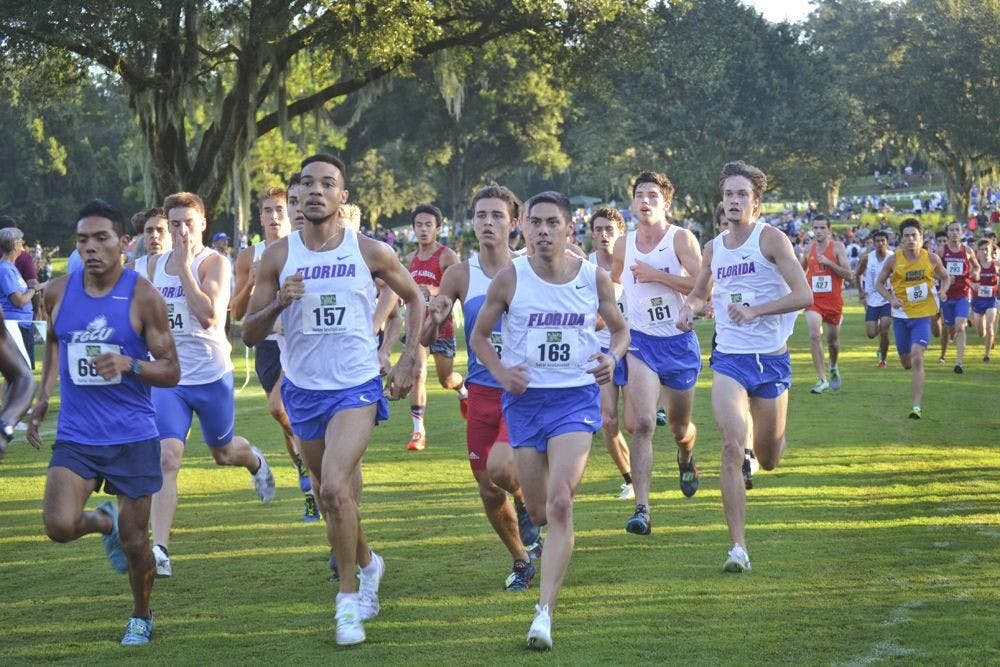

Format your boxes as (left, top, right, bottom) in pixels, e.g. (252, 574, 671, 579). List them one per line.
(504, 559, 535, 592)
(878, 359, 887, 369)
(810, 378, 829, 394)
(459, 396, 469, 420)
(625, 504, 651, 535)
(335, 593, 365, 646)
(655, 408, 667, 426)
(829, 368, 841, 391)
(743, 449, 758, 490)
(121, 614, 153, 646)
(329, 551, 339, 582)
(954, 364, 963, 374)
(96, 501, 128, 573)
(526, 604, 552, 651)
(296, 456, 312, 493)
(723, 544, 752, 573)
(152, 544, 171, 578)
(406, 432, 426, 451)
(250, 446, 276, 503)
(909, 406, 922, 420)
(358, 551, 385, 621)
(616, 482, 635, 500)
(983, 355, 990, 362)
(938, 356, 946, 364)
(303, 494, 320, 522)
(678, 455, 700, 498)
(515, 502, 541, 553)
(527, 537, 544, 561)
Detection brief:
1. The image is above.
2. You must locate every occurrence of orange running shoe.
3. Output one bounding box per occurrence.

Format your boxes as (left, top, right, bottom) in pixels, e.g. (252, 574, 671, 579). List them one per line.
(406, 432, 426, 451)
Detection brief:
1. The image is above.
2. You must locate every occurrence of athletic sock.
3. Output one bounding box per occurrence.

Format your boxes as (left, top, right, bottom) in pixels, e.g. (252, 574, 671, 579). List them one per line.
(360, 551, 380, 576)
(410, 405, 425, 433)
(623, 472, 633, 485)
(457, 386, 468, 400)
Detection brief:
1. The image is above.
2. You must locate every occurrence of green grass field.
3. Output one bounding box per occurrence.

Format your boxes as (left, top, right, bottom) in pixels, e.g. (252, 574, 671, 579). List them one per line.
(1, 302, 998, 664)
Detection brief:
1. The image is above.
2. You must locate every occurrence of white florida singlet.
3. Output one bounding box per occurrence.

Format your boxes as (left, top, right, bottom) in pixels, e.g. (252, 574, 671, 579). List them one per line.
(588, 251, 626, 349)
(134, 255, 150, 280)
(151, 248, 234, 385)
(253, 240, 281, 342)
(863, 248, 892, 307)
(711, 223, 796, 354)
(501, 255, 600, 389)
(278, 228, 379, 390)
(622, 225, 687, 338)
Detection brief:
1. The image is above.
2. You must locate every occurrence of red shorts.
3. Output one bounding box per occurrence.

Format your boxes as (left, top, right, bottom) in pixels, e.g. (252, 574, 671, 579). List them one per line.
(465, 383, 509, 472)
(807, 301, 843, 326)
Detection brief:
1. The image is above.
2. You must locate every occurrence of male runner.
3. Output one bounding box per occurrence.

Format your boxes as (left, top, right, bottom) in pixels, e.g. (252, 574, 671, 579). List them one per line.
(802, 215, 852, 393)
(588, 207, 634, 499)
(970, 239, 997, 361)
(148, 192, 276, 578)
(422, 184, 542, 592)
(875, 218, 951, 418)
(130, 208, 170, 278)
(677, 161, 812, 572)
(243, 153, 424, 646)
(0, 309, 36, 461)
(855, 230, 893, 368)
(231, 186, 317, 521)
(612, 171, 702, 536)
(937, 221, 980, 372)
(403, 204, 466, 451)
(27, 199, 180, 645)
(471, 190, 627, 650)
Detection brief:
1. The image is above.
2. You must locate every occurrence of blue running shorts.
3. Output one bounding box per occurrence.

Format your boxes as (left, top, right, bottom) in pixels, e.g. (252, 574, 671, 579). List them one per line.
(940, 297, 970, 326)
(627, 329, 701, 391)
(600, 346, 628, 387)
(971, 296, 997, 315)
(151, 372, 236, 447)
(281, 376, 390, 441)
(710, 350, 791, 399)
(50, 439, 162, 499)
(865, 304, 891, 322)
(502, 384, 601, 452)
(892, 316, 932, 355)
(254, 339, 283, 394)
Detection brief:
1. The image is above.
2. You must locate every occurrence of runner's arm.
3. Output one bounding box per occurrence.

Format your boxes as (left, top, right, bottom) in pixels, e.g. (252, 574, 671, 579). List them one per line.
(243, 240, 289, 346)
(230, 247, 255, 321)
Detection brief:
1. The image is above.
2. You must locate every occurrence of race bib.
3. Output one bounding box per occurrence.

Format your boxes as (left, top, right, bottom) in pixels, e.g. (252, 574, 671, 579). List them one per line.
(811, 275, 832, 293)
(490, 331, 504, 358)
(905, 283, 928, 303)
(645, 296, 673, 325)
(728, 290, 756, 309)
(946, 260, 964, 276)
(526, 328, 579, 369)
(301, 292, 352, 335)
(67, 342, 122, 386)
(978, 285, 994, 298)
(166, 299, 192, 336)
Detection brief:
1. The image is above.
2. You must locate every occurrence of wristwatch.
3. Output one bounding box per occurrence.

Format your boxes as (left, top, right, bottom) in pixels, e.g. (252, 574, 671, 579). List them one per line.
(127, 358, 142, 377)
(0, 419, 14, 445)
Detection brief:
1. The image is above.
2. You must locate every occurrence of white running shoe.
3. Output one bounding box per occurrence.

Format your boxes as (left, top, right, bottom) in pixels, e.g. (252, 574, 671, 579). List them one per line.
(616, 482, 635, 500)
(527, 604, 552, 651)
(335, 593, 366, 646)
(250, 446, 276, 503)
(152, 544, 172, 577)
(723, 544, 752, 573)
(358, 551, 385, 621)
(810, 378, 830, 394)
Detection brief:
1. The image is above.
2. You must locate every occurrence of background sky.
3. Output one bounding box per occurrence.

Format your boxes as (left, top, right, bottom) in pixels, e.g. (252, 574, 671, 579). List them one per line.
(742, 0, 814, 23)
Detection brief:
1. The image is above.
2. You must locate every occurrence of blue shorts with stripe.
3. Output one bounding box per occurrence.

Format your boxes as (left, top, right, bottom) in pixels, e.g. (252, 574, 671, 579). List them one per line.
(502, 384, 601, 452)
(710, 350, 791, 399)
(627, 329, 701, 391)
(281, 376, 389, 441)
(151, 372, 235, 447)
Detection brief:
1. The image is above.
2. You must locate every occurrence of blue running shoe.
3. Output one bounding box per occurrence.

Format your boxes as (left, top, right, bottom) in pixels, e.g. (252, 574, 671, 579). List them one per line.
(96, 501, 128, 573)
(296, 456, 312, 493)
(303, 494, 320, 522)
(121, 614, 153, 646)
(625, 504, 651, 535)
(504, 559, 535, 592)
(515, 501, 540, 552)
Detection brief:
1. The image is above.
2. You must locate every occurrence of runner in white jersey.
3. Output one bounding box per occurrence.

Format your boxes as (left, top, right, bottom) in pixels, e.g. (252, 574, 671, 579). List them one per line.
(148, 192, 276, 579)
(231, 186, 318, 522)
(421, 184, 542, 593)
(854, 230, 893, 367)
(678, 161, 812, 573)
(471, 191, 628, 651)
(129, 208, 170, 279)
(588, 207, 634, 500)
(612, 171, 703, 537)
(243, 154, 425, 646)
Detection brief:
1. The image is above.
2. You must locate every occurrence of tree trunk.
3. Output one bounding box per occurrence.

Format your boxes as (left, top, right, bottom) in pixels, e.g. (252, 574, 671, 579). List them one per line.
(944, 157, 972, 224)
(824, 177, 843, 215)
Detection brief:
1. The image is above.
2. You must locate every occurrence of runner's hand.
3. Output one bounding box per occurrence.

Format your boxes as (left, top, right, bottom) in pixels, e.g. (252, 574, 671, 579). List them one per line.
(586, 352, 615, 385)
(26, 399, 49, 449)
(426, 295, 453, 326)
(499, 364, 530, 395)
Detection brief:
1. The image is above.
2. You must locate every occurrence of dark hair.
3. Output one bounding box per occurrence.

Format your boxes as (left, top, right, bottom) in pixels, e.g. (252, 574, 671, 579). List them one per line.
(471, 184, 520, 221)
(631, 171, 675, 201)
(714, 202, 726, 225)
(300, 154, 347, 184)
(525, 191, 571, 223)
(287, 171, 301, 188)
(812, 214, 829, 226)
(77, 199, 126, 237)
(411, 204, 443, 228)
(719, 161, 768, 200)
(588, 207, 625, 234)
(977, 238, 992, 248)
(872, 230, 889, 241)
(899, 218, 922, 236)
(131, 207, 166, 234)
(934, 230, 947, 239)
(0, 215, 16, 230)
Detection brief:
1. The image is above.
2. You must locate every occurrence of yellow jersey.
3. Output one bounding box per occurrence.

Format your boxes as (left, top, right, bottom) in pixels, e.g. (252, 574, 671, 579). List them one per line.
(890, 248, 938, 318)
